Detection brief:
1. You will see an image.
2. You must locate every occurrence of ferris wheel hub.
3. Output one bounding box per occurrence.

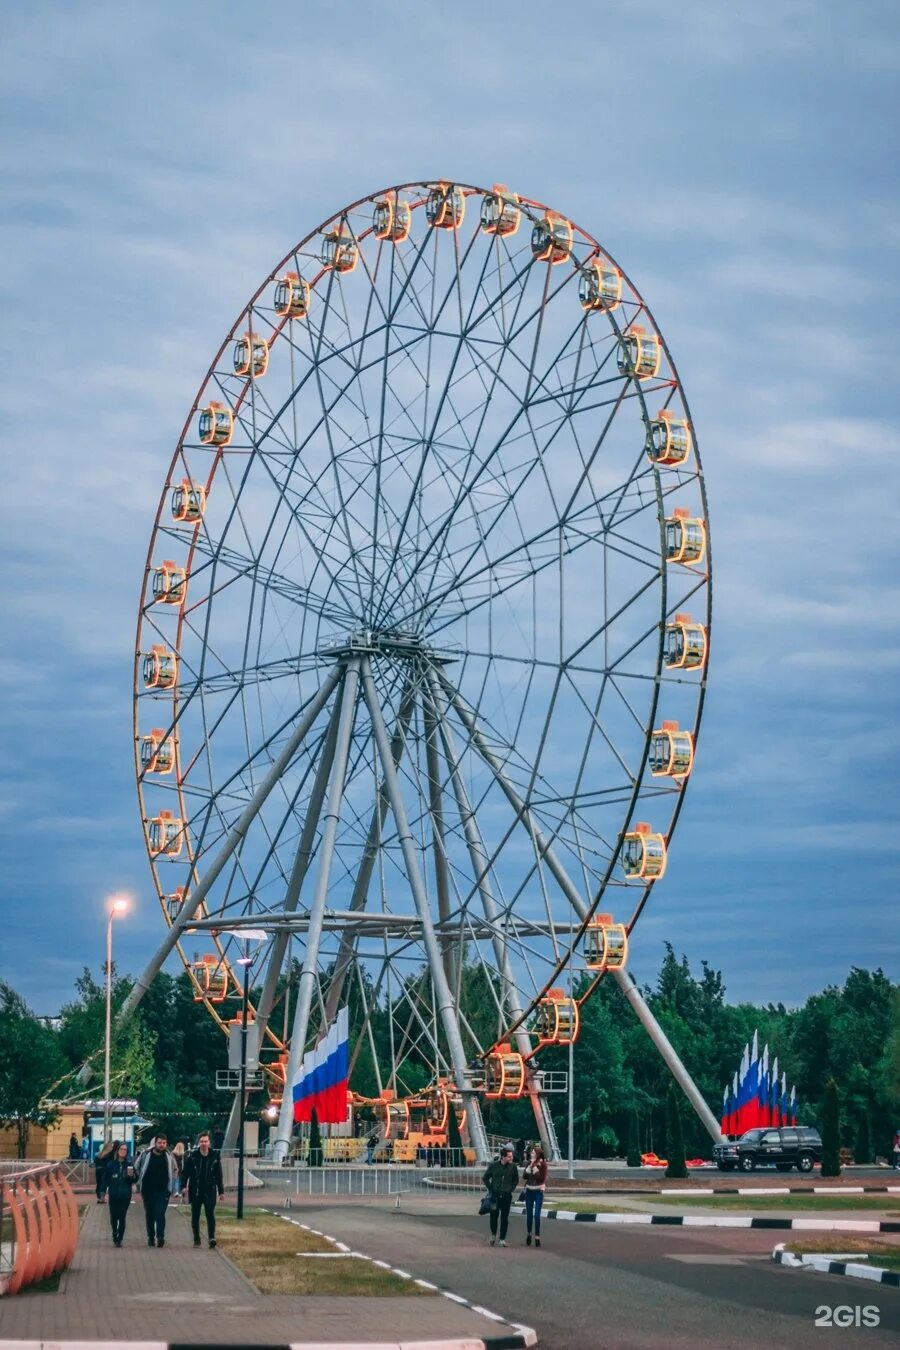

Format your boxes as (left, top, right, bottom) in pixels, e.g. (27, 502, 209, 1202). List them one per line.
(316, 629, 457, 665)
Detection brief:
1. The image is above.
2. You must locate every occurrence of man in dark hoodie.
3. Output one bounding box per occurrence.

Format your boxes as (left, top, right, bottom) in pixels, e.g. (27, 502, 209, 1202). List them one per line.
(135, 1132, 178, 1247)
(183, 1130, 225, 1248)
(482, 1144, 519, 1246)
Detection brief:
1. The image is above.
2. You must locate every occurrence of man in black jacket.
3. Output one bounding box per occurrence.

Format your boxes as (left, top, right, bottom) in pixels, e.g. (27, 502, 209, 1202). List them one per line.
(183, 1131, 225, 1248)
(482, 1144, 519, 1246)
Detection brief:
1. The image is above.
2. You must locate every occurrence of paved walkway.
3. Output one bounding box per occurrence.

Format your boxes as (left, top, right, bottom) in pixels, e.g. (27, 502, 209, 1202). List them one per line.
(0, 1199, 519, 1344)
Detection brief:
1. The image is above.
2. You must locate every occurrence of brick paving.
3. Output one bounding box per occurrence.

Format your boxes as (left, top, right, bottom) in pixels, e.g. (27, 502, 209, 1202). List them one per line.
(0, 1197, 514, 1344)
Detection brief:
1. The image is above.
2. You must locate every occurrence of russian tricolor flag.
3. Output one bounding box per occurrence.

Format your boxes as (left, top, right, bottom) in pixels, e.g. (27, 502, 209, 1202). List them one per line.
(292, 1006, 350, 1125)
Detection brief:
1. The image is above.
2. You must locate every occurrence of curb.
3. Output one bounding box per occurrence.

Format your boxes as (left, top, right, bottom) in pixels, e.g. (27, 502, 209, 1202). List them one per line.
(271, 1210, 537, 1349)
(0, 1343, 533, 1349)
(510, 1205, 900, 1233)
(772, 1242, 900, 1287)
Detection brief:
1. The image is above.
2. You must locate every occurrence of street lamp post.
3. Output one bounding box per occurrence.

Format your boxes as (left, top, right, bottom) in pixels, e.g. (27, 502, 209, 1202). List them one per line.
(567, 959, 575, 1181)
(104, 896, 130, 1146)
(226, 929, 266, 1222)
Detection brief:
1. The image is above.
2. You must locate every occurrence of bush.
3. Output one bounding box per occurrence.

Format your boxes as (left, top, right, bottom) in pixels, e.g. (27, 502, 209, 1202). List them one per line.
(664, 1087, 687, 1179)
(854, 1112, 871, 1166)
(821, 1079, 841, 1178)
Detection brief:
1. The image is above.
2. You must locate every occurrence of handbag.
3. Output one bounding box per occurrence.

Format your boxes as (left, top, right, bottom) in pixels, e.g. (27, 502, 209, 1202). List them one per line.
(478, 1191, 497, 1216)
(517, 1189, 527, 1203)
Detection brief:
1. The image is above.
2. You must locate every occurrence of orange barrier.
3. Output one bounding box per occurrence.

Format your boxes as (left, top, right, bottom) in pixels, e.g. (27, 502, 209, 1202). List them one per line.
(0, 1163, 79, 1296)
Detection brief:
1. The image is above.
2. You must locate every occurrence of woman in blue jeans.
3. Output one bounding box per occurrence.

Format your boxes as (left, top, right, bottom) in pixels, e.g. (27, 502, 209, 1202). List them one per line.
(522, 1145, 547, 1247)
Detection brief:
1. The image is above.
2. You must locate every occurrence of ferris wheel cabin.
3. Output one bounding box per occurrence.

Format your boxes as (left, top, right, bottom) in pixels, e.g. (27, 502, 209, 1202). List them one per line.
(142, 645, 177, 690)
(425, 183, 466, 230)
(531, 213, 573, 264)
(665, 509, 707, 566)
(190, 954, 228, 1003)
(171, 479, 207, 523)
(534, 989, 580, 1047)
(622, 822, 667, 880)
(140, 728, 175, 775)
(649, 720, 694, 778)
(664, 613, 707, 670)
(584, 915, 628, 971)
(197, 402, 233, 447)
(233, 333, 269, 379)
(273, 272, 310, 318)
(480, 185, 521, 237)
(164, 887, 186, 922)
(147, 809, 184, 858)
(372, 198, 412, 242)
(578, 259, 622, 312)
(617, 326, 661, 380)
(321, 223, 359, 273)
(484, 1044, 526, 1099)
(151, 560, 187, 605)
(646, 410, 692, 467)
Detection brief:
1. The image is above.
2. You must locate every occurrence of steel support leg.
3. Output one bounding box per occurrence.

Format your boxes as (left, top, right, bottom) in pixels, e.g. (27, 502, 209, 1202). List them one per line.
(421, 688, 456, 993)
(425, 671, 560, 1161)
(361, 656, 490, 1164)
(273, 660, 361, 1161)
(118, 667, 343, 1030)
(613, 969, 726, 1145)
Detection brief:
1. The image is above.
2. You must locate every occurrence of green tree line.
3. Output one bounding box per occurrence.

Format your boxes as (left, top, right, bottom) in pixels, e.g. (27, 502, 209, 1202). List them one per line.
(1, 950, 897, 1159)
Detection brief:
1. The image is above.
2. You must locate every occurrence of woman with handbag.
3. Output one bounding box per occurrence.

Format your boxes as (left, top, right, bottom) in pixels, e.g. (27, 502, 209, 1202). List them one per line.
(521, 1145, 547, 1246)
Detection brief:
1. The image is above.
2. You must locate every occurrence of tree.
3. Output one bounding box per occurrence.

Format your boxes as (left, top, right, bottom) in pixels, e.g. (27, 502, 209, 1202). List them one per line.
(308, 1107, 323, 1167)
(447, 1102, 464, 1157)
(0, 984, 65, 1157)
(854, 1113, 871, 1166)
(664, 1086, 687, 1179)
(821, 1078, 841, 1177)
(626, 1108, 641, 1167)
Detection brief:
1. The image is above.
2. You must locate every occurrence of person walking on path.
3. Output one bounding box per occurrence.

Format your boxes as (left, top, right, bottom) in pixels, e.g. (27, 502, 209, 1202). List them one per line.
(893, 1126, 900, 1171)
(365, 1131, 379, 1165)
(135, 1132, 179, 1247)
(94, 1139, 115, 1203)
(104, 1142, 136, 1247)
(521, 1145, 547, 1247)
(172, 1140, 186, 1196)
(182, 1130, 225, 1249)
(67, 1132, 81, 1161)
(482, 1144, 518, 1246)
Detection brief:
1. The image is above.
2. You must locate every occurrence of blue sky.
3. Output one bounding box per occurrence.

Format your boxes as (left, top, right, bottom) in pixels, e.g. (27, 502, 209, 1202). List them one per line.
(1, 0, 898, 1013)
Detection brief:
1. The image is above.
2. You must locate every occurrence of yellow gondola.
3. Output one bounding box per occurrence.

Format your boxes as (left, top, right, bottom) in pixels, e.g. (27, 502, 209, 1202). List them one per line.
(321, 223, 359, 273)
(484, 1044, 526, 1099)
(621, 822, 667, 880)
(534, 989, 580, 1046)
(273, 272, 310, 318)
(578, 258, 622, 312)
(617, 325, 661, 380)
(373, 197, 412, 242)
(480, 184, 521, 237)
(164, 887, 186, 922)
(425, 182, 465, 230)
(649, 720, 694, 778)
(190, 954, 228, 1002)
(148, 809, 184, 858)
(664, 612, 707, 670)
(142, 645, 177, 690)
(171, 479, 207, 523)
(646, 410, 692, 467)
(584, 915, 628, 971)
(151, 559, 187, 605)
(531, 212, 572, 264)
(198, 401, 233, 446)
(140, 728, 175, 775)
(665, 508, 706, 566)
(233, 332, 269, 378)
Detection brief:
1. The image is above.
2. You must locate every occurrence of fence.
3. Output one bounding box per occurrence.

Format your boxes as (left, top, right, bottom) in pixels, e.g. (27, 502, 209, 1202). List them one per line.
(254, 1148, 480, 1199)
(0, 1163, 79, 1296)
(0, 1159, 91, 1188)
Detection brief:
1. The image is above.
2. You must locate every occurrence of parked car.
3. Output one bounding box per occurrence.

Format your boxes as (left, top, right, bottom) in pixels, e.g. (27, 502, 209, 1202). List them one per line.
(714, 1126, 823, 1173)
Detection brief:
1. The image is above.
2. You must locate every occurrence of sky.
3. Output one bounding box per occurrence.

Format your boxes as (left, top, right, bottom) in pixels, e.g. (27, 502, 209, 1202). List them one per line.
(1, 0, 898, 1014)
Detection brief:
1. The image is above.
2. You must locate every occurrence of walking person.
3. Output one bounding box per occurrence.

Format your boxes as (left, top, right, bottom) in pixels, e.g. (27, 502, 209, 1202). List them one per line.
(67, 1132, 81, 1161)
(135, 1132, 179, 1247)
(183, 1130, 225, 1249)
(172, 1140, 186, 1197)
(94, 1139, 115, 1204)
(104, 1142, 136, 1247)
(482, 1143, 518, 1247)
(892, 1126, 900, 1171)
(522, 1145, 547, 1247)
(365, 1131, 379, 1165)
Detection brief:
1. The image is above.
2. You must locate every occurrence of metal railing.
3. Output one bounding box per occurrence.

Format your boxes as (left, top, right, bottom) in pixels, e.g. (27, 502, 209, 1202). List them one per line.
(0, 1163, 80, 1296)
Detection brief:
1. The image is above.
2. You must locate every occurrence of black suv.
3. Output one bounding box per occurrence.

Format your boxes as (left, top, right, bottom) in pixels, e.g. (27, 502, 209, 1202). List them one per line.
(714, 1126, 823, 1173)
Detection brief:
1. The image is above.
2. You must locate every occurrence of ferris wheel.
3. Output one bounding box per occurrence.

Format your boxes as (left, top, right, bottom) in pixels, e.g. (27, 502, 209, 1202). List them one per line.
(133, 181, 711, 1161)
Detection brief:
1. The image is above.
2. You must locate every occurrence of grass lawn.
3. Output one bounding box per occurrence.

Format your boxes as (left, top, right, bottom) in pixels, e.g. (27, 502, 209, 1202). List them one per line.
(656, 1194, 900, 1213)
(539, 1200, 637, 1214)
(786, 1237, 900, 1270)
(214, 1209, 432, 1296)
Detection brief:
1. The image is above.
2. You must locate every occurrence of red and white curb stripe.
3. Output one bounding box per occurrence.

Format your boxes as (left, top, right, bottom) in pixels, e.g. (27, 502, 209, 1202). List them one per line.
(773, 1242, 900, 1287)
(272, 1210, 537, 1349)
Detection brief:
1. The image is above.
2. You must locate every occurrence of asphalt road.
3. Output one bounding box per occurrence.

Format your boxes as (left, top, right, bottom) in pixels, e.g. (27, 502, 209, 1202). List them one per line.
(270, 1194, 900, 1350)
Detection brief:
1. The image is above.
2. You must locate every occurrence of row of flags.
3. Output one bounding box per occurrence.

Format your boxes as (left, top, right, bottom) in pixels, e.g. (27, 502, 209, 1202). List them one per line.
(291, 1006, 350, 1124)
(721, 1029, 797, 1136)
